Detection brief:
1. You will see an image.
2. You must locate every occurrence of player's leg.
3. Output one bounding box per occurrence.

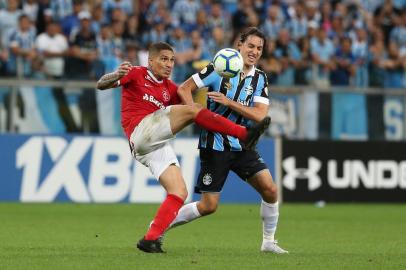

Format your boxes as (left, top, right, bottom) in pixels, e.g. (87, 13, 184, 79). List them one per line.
(247, 170, 288, 254)
(170, 192, 220, 229)
(169, 149, 230, 228)
(135, 144, 186, 253)
(168, 105, 270, 147)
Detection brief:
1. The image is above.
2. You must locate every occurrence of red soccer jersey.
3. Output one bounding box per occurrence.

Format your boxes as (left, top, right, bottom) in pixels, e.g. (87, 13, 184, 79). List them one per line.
(119, 66, 181, 138)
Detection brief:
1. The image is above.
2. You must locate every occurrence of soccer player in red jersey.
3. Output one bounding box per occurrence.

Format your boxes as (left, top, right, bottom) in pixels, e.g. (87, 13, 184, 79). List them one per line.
(96, 42, 270, 253)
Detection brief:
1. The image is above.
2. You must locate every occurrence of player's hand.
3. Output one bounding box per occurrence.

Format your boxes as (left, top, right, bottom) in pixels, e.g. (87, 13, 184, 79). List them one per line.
(116, 61, 132, 78)
(207, 92, 230, 106)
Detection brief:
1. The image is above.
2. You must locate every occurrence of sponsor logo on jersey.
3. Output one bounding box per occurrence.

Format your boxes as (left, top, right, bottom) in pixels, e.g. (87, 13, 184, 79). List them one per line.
(237, 99, 250, 106)
(202, 173, 212, 185)
(143, 93, 166, 109)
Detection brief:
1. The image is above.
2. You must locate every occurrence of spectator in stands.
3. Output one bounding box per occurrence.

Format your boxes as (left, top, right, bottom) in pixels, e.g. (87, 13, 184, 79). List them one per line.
(295, 36, 312, 85)
(111, 21, 125, 60)
(368, 28, 386, 87)
(389, 8, 406, 57)
(91, 4, 107, 35)
(329, 12, 347, 46)
(262, 5, 284, 40)
(330, 37, 356, 86)
(310, 27, 335, 87)
(172, 0, 201, 30)
(207, 27, 230, 59)
(124, 42, 140, 66)
(287, 0, 308, 41)
(123, 14, 140, 44)
(382, 41, 404, 88)
(61, 0, 84, 37)
(7, 14, 36, 77)
(320, 1, 332, 33)
(35, 21, 68, 78)
(259, 39, 280, 85)
(22, 0, 38, 22)
(0, 0, 22, 48)
(50, 0, 73, 22)
(168, 25, 191, 83)
(208, 1, 231, 33)
(103, 0, 133, 21)
(141, 18, 169, 47)
(66, 10, 101, 79)
(36, 20, 77, 132)
(374, 0, 402, 45)
(352, 27, 369, 87)
(274, 28, 301, 86)
(194, 9, 211, 40)
(232, 0, 254, 33)
(110, 7, 127, 24)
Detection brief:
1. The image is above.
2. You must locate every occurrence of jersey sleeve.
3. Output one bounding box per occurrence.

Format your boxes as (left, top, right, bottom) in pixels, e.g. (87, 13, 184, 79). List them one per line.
(253, 73, 270, 105)
(191, 63, 221, 89)
(118, 67, 136, 86)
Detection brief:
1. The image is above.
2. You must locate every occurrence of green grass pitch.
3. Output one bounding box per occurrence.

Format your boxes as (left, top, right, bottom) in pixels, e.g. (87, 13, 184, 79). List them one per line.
(1, 203, 405, 270)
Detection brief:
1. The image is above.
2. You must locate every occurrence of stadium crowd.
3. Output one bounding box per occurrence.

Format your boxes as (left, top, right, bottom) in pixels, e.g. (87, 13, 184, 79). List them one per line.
(0, 0, 405, 88)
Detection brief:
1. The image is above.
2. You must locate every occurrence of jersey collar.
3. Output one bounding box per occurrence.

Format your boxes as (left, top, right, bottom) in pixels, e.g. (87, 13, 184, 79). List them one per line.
(147, 69, 163, 84)
(241, 66, 256, 79)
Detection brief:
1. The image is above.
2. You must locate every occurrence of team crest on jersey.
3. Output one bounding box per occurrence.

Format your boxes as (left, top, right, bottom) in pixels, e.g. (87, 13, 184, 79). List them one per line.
(202, 173, 212, 185)
(162, 89, 170, 102)
(245, 85, 254, 95)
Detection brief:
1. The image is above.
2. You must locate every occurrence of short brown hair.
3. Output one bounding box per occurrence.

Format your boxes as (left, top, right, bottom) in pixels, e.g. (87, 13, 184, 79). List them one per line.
(148, 42, 174, 57)
(239, 27, 266, 48)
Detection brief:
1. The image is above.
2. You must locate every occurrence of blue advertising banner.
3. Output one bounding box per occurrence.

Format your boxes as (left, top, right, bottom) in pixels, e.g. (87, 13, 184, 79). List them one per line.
(0, 135, 275, 203)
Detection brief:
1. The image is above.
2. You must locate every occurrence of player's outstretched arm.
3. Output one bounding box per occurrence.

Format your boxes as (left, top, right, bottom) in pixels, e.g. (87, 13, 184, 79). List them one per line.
(177, 77, 199, 105)
(96, 62, 132, 90)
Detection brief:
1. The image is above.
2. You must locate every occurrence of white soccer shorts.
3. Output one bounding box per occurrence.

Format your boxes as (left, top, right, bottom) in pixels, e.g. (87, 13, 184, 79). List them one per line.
(130, 106, 180, 180)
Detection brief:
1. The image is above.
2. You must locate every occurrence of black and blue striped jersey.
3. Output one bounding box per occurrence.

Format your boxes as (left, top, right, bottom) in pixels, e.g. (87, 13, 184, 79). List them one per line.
(192, 63, 270, 151)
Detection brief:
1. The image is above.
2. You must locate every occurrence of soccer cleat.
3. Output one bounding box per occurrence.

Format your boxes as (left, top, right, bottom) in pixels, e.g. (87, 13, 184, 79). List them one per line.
(245, 116, 271, 150)
(137, 237, 165, 253)
(261, 240, 289, 254)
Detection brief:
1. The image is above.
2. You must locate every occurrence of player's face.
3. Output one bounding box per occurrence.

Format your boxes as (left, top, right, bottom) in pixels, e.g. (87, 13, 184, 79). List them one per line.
(149, 50, 175, 79)
(239, 35, 264, 67)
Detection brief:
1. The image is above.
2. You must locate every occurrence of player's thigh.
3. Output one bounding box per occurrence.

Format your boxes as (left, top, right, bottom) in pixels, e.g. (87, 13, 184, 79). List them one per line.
(159, 164, 188, 200)
(231, 150, 268, 181)
(135, 143, 179, 176)
(195, 149, 232, 193)
(168, 104, 201, 134)
(131, 108, 174, 155)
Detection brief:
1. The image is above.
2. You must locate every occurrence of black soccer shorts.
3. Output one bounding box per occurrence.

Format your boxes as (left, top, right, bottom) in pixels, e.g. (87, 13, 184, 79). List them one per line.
(194, 148, 268, 193)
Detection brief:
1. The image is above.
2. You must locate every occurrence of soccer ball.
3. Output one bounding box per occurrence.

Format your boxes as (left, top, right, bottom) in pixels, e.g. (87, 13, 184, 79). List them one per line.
(213, 48, 244, 78)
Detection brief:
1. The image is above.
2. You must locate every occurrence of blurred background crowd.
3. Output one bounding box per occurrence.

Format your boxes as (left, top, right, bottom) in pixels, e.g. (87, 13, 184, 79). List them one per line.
(0, 0, 405, 87)
(0, 0, 405, 137)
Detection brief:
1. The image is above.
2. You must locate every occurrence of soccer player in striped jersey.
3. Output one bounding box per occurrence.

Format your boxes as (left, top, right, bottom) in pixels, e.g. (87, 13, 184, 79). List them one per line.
(172, 27, 288, 254)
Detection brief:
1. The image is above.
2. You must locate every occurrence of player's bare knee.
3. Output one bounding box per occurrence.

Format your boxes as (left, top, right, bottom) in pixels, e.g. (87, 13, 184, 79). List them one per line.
(176, 186, 188, 201)
(198, 201, 218, 216)
(262, 185, 278, 202)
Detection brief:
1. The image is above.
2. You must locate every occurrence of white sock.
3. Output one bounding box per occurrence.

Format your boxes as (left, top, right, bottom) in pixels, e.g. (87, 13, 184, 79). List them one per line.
(169, 202, 201, 229)
(261, 200, 279, 242)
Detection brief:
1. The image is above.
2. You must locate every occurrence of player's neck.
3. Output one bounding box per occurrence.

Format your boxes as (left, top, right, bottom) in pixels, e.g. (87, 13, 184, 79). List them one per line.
(242, 64, 254, 77)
